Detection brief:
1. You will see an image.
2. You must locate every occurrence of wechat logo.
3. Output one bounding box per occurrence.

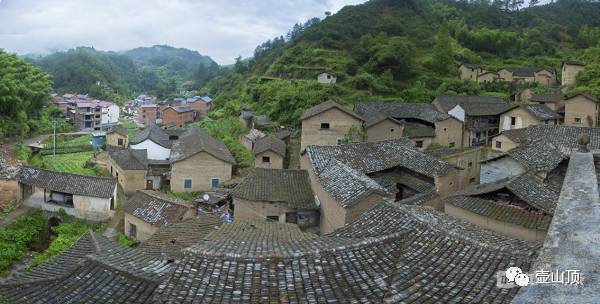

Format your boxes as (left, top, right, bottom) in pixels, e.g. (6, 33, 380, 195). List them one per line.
(506, 267, 530, 287)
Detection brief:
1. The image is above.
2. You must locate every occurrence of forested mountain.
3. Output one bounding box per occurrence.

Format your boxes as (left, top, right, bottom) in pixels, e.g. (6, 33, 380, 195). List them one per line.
(32, 46, 218, 101)
(203, 0, 600, 126)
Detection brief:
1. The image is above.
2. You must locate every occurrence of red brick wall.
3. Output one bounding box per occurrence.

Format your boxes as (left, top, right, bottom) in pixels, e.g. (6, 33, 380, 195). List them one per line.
(162, 108, 195, 128)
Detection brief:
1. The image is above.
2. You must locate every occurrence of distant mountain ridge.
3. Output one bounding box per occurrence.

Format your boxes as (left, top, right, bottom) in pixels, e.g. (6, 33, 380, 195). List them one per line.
(30, 45, 218, 101)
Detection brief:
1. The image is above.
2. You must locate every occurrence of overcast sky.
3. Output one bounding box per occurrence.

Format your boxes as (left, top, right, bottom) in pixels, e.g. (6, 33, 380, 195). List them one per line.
(0, 0, 367, 64)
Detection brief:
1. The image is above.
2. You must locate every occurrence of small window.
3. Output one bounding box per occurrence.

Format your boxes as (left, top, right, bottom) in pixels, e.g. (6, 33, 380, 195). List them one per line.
(320, 123, 330, 129)
(211, 178, 220, 188)
(575, 117, 582, 123)
(390, 128, 394, 132)
(184, 179, 192, 189)
(118, 138, 124, 146)
(116, 172, 119, 177)
(545, 120, 549, 125)
(449, 142, 455, 148)
(415, 141, 423, 148)
(496, 141, 502, 149)
(468, 161, 473, 168)
(510, 117, 516, 125)
(262, 156, 271, 163)
(266, 215, 279, 221)
(469, 177, 476, 184)
(129, 223, 137, 239)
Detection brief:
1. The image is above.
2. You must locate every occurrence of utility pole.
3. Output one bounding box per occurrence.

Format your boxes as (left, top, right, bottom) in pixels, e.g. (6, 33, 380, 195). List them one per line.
(52, 118, 57, 159)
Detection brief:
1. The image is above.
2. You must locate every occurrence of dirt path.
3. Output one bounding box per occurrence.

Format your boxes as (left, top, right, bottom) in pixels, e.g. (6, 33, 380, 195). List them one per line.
(0, 205, 33, 227)
(23, 131, 92, 146)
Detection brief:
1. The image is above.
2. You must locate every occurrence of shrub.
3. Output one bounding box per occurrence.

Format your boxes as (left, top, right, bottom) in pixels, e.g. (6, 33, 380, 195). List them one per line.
(116, 232, 138, 248)
(0, 211, 47, 271)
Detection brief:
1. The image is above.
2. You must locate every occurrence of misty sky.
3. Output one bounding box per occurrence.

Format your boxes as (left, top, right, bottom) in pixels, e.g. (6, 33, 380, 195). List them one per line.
(0, 0, 367, 64)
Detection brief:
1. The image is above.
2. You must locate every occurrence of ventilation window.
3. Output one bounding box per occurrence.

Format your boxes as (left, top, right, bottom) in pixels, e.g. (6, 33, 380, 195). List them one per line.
(320, 123, 330, 129)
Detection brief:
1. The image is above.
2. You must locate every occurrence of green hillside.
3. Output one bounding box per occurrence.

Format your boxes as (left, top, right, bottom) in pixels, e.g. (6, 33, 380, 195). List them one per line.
(202, 0, 600, 126)
(33, 46, 218, 101)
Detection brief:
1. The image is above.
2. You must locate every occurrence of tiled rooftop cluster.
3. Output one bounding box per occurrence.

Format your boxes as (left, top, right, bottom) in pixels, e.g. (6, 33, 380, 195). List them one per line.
(355, 102, 452, 125)
(1, 199, 540, 303)
(434, 95, 512, 116)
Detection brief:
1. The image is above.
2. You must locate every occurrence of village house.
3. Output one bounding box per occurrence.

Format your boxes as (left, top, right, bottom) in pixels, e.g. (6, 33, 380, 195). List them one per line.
(301, 139, 459, 233)
(499, 104, 562, 132)
(317, 72, 337, 84)
(490, 128, 526, 153)
(16, 166, 118, 221)
(239, 128, 266, 151)
(106, 125, 129, 148)
(169, 127, 235, 192)
(129, 125, 183, 160)
(186, 96, 212, 118)
(68, 99, 120, 131)
(496, 67, 557, 87)
(106, 148, 169, 194)
(528, 91, 566, 111)
(355, 102, 464, 149)
(239, 110, 255, 129)
(433, 95, 511, 146)
(300, 100, 364, 151)
(138, 104, 160, 125)
(427, 147, 485, 187)
(563, 93, 599, 127)
(276, 129, 292, 145)
(458, 63, 485, 81)
(561, 60, 586, 87)
(124, 190, 196, 241)
(232, 168, 319, 228)
(252, 136, 286, 169)
(162, 106, 196, 128)
(444, 173, 557, 242)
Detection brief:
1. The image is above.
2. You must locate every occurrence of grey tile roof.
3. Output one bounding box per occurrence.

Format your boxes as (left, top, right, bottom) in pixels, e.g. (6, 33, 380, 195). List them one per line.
(434, 95, 512, 116)
(402, 121, 436, 138)
(461, 63, 484, 69)
(445, 195, 552, 230)
(275, 129, 292, 140)
(355, 102, 452, 125)
(251, 136, 286, 157)
(108, 148, 147, 170)
(107, 125, 129, 137)
(233, 168, 317, 210)
(562, 60, 586, 67)
(139, 215, 223, 258)
(530, 92, 564, 103)
(17, 166, 117, 199)
(170, 105, 195, 113)
(494, 128, 527, 143)
(130, 124, 175, 148)
(170, 127, 235, 164)
(457, 173, 559, 215)
(502, 67, 552, 77)
(520, 104, 562, 120)
(318, 159, 389, 208)
(203, 220, 316, 242)
(566, 92, 599, 103)
(1, 199, 541, 303)
(300, 100, 364, 121)
(124, 190, 194, 226)
(306, 139, 452, 178)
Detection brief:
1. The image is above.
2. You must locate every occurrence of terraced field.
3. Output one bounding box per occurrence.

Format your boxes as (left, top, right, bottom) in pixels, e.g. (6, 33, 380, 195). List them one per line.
(32, 152, 96, 176)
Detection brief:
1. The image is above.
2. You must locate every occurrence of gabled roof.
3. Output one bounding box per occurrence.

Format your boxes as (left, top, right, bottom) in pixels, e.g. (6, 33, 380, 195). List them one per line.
(300, 100, 364, 121)
(130, 124, 174, 148)
(503, 104, 561, 120)
(457, 173, 558, 214)
(501, 67, 553, 77)
(355, 102, 453, 125)
(275, 129, 292, 140)
(241, 129, 265, 142)
(108, 148, 147, 170)
(530, 92, 564, 103)
(565, 92, 599, 103)
(402, 122, 436, 138)
(170, 127, 235, 164)
(493, 128, 527, 143)
(460, 63, 483, 69)
(317, 159, 388, 208)
(252, 136, 286, 157)
(17, 167, 117, 199)
(562, 60, 586, 67)
(107, 125, 129, 137)
(306, 139, 452, 178)
(233, 169, 317, 210)
(445, 195, 552, 230)
(124, 190, 194, 226)
(434, 95, 511, 116)
(167, 106, 196, 113)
